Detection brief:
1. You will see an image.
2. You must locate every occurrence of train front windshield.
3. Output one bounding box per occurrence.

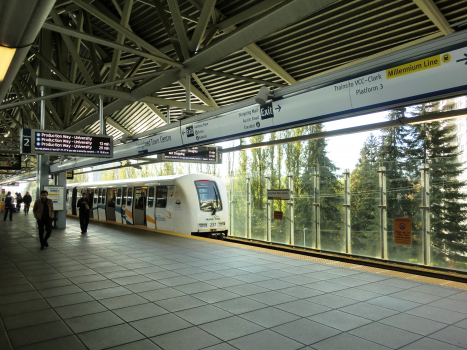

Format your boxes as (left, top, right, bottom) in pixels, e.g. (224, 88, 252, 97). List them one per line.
(195, 181, 222, 212)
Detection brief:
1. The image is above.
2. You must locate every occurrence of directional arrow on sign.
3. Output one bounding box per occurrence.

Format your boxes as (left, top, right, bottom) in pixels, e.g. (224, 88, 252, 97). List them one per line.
(275, 105, 281, 112)
(457, 53, 467, 65)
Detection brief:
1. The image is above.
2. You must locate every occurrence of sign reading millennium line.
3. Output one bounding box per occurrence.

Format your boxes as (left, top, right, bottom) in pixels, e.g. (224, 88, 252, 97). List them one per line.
(20, 129, 113, 158)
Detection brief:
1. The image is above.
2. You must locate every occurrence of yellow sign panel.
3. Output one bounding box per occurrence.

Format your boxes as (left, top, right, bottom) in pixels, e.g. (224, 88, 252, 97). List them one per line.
(274, 211, 283, 220)
(66, 171, 74, 179)
(386, 55, 441, 80)
(394, 217, 412, 245)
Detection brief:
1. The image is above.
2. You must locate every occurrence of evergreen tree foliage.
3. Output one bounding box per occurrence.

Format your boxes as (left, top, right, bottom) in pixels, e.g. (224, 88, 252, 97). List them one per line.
(406, 103, 467, 266)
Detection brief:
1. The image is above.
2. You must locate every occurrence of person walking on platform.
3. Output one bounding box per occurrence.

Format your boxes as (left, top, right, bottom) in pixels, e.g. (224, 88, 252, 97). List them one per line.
(16, 193, 22, 212)
(77, 192, 90, 234)
(23, 192, 32, 215)
(33, 190, 54, 250)
(3, 192, 14, 221)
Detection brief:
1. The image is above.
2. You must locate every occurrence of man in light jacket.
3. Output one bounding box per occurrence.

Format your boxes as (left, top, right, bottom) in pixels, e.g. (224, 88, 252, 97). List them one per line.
(33, 190, 54, 250)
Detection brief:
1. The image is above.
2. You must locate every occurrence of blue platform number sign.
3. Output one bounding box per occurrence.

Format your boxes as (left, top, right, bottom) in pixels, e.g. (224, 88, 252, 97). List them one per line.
(21, 129, 32, 154)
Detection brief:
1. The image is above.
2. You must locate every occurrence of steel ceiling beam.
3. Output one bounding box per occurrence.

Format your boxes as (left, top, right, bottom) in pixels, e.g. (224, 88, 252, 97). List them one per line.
(192, 73, 218, 108)
(41, 22, 183, 67)
(188, 0, 217, 52)
(167, 0, 191, 60)
(202, 69, 287, 88)
(73, 0, 173, 63)
(106, 117, 132, 135)
(109, 0, 134, 82)
(413, 0, 454, 36)
(65, 0, 339, 132)
(243, 44, 296, 85)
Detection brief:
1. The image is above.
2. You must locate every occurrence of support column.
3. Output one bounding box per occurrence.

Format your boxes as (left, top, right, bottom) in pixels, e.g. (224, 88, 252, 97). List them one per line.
(379, 166, 388, 260)
(288, 173, 294, 246)
(344, 169, 351, 254)
(246, 177, 251, 240)
(185, 75, 191, 111)
(55, 172, 66, 229)
(314, 165, 321, 250)
(99, 94, 105, 135)
(421, 164, 431, 266)
(36, 86, 49, 199)
(266, 175, 271, 243)
(229, 175, 233, 236)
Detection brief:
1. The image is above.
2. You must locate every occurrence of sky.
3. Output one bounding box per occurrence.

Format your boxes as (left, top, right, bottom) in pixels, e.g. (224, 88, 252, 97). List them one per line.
(216, 111, 389, 176)
(324, 112, 387, 171)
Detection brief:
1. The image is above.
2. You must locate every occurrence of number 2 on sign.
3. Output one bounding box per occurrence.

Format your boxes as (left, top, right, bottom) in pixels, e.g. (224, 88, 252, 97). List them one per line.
(24, 138, 30, 146)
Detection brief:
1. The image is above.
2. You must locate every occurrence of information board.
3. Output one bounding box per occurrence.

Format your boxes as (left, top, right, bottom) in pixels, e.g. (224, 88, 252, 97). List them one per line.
(267, 189, 292, 200)
(20, 129, 113, 158)
(44, 186, 64, 211)
(66, 171, 74, 179)
(0, 154, 21, 170)
(394, 217, 412, 245)
(163, 146, 219, 163)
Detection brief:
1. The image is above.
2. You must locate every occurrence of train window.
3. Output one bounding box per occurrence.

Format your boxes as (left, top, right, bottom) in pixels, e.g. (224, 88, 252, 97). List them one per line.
(148, 187, 154, 208)
(108, 189, 116, 208)
(122, 188, 127, 206)
(127, 188, 133, 206)
(98, 188, 102, 203)
(195, 181, 222, 212)
(117, 188, 122, 205)
(94, 190, 97, 204)
(134, 188, 143, 209)
(102, 188, 106, 204)
(156, 186, 168, 208)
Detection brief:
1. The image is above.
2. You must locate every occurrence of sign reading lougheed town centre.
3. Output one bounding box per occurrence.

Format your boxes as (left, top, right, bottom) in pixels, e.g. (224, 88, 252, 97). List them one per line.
(20, 129, 113, 158)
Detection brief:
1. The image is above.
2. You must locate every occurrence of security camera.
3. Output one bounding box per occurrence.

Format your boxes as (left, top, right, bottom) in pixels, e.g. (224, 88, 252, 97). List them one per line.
(120, 134, 129, 144)
(255, 86, 273, 105)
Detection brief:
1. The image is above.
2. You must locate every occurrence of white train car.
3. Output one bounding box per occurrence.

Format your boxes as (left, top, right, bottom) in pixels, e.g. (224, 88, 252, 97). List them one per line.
(66, 174, 228, 238)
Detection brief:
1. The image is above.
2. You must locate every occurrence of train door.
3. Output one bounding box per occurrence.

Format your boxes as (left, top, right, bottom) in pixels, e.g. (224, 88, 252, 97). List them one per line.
(93, 188, 99, 219)
(87, 189, 94, 218)
(155, 186, 173, 232)
(133, 187, 146, 226)
(72, 187, 78, 215)
(106, 188, 116, 221)
(146, 186, 156, 229)
(116, 188, 123, 223)
(98, 188, 107, 221)
(66, 189, 71, 214)
(125, 187, 134, 225)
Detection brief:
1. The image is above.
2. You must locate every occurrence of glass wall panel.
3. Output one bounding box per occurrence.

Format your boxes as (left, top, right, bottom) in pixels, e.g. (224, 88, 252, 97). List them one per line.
(429, 157, 467, 272)
(385, 160, 424, 265)
(270, 170, 291, 245)
(320, 167, 345, 253)
(350, 163, 381, 258)
(250, 173, 267, 241)
(294, 167, 316, 248)
(230, 175, 248, 238)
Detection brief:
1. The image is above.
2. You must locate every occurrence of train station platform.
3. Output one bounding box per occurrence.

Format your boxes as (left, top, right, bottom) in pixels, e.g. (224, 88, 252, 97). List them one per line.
(1, 215, 467, 350)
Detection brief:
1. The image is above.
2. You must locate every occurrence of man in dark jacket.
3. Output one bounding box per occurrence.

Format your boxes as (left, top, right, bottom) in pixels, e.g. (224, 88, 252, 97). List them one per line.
(16, 193, 22, 212)
(33, 190, 54, 250)
(23, 192, 32, 215)
(77, 192, 90, 234)
(3, 192, 14, 221)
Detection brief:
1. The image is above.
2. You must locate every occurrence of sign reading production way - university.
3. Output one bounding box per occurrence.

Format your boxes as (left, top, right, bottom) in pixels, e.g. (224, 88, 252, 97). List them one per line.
(21, 129, 113, 158)
(50, 45, 467, 173)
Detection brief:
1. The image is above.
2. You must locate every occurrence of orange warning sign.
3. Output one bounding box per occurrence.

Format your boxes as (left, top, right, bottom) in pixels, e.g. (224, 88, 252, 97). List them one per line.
(274, 211, 283, 220)
(394, 217, 412, 245)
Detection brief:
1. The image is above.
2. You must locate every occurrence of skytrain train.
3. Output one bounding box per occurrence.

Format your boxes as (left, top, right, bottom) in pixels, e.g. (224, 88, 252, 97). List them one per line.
(66, 174, 228, 238)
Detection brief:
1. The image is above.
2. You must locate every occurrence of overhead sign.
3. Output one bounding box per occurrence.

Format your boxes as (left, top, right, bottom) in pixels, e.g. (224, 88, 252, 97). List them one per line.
(163, 146, 219, 163)
(44, 186, 64, 211)
(394, 217, 412, 245)
(66, 171, 74, 179)
(20, 129, 113, 158)
(267, 189, 292, 200)
(50, 46, 467, 173)
(0, 154, 21, 170)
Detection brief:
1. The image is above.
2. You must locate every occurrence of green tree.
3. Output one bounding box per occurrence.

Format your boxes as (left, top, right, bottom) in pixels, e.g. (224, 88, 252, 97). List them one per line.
(406, 103, 467, 267)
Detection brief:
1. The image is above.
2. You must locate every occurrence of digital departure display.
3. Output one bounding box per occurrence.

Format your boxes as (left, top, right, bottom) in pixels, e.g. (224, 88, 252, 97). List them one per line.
(163, 146, 218, 163)
(20, 129, 113, 158)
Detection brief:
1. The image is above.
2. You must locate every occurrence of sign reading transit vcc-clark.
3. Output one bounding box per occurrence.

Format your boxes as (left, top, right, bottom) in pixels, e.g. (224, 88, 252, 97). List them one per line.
(20, 129, 113, 158)
(50, 45, 467, 173)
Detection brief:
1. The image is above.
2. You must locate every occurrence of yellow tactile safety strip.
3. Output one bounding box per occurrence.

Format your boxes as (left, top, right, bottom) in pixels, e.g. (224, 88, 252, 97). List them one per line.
(69, 215, 467, 291)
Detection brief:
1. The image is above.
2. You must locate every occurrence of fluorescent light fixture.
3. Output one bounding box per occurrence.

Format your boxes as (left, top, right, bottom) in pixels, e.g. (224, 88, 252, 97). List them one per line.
(0, 46, 16, 82)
